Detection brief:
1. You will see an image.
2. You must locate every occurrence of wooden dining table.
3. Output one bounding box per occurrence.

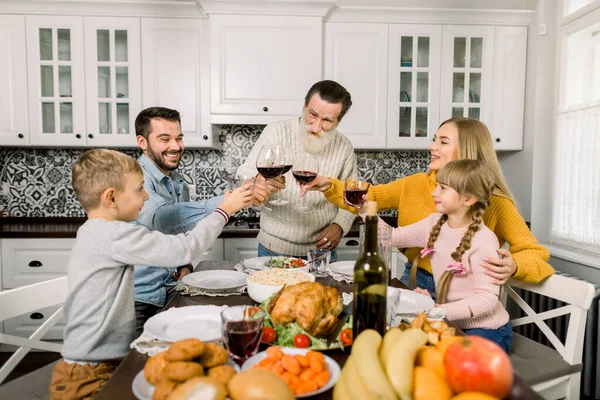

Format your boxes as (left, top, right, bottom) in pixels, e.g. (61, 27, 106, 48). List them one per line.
(96, 260, 542, 400)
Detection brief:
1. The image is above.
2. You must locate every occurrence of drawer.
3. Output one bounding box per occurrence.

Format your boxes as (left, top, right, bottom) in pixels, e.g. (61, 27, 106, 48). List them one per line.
(2, 239, 74, 288)
(335, 237, 360, 261)
(3, 304, 65, 342)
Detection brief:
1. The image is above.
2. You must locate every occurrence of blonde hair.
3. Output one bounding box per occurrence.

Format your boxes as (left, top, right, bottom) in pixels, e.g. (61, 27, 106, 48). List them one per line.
(439, 117, 514, 202)
(410, 160, 495, 304)
(72, 149, 142, 211)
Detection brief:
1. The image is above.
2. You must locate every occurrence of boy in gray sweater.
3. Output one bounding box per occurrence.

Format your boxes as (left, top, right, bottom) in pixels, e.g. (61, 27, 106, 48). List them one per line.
(49, 149, 253, 399)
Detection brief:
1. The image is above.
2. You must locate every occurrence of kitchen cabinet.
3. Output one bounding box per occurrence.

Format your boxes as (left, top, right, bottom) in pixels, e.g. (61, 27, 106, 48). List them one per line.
(335, 236, 361, 261)
(0, 15, 28, 146)
(223, 238, 259, 263)
(192, 239, 225, 267)
(25, 15, 140, 147)
(209, 14, 322, 124)
(141, 18, 215, 148)
(324, 22, 388, 149)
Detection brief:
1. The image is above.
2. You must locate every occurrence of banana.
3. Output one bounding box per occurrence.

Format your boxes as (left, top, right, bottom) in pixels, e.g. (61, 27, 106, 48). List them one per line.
(333, 363, 351, 400)
(351, 329, 398, 400)
(380, 327, 404, 368)
(385, 328, 429, 400)
(343, 354, 375, 400)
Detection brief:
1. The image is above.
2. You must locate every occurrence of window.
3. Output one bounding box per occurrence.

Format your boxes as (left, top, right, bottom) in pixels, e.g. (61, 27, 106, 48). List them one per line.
(551, 18, 600, 254)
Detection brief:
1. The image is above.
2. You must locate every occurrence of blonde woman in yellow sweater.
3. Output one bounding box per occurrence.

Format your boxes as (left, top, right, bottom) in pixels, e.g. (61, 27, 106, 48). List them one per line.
(304, 117, 554, 299)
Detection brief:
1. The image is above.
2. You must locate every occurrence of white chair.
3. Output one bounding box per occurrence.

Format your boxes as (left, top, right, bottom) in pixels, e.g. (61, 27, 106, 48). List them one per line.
(505, 274, 596, 400)
(0, 276, 67, 386)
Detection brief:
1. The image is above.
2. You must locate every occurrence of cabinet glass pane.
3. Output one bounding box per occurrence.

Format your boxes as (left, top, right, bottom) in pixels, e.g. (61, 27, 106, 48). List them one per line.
(416, 107, 428, 137)
(115, 30, 128, 62)
(400, 72, 412, 102)
(468, 108, 480, 119)
(60, 103, 73, 133)
(470, 37, 483, 68)
(40, 65, 54, 97)
(401, 36, 413, 67)
(58, 66, 72, 97)
(452, 107, 464, 118)
(417, 37, 429, 67)
(99, 103, 112, 133)
(98, 67, 111, 98)
(116, 103, 130, 134)
(452, 73, 465, 102)
(42, 102, 55, 133)
(399, 107, 411, 137)
(416, 72, 428, 102)
(469, 73, 481, 103)
(39, 29, 52, 61)
(97, 30, 110, 62)
(454, 37, 466, 68)
(57, 29, 71, 61)
(115, 67, 129, 98)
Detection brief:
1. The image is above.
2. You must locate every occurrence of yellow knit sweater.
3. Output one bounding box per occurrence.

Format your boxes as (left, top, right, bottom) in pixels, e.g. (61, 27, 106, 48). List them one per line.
(324, 172, 554, 282)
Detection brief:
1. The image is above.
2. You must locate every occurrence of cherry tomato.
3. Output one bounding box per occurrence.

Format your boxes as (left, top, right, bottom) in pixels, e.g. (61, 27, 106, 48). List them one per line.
(340, 329, 353, 346)
(262, 326, 277, 344)
(245, 306, 261, 318)
(294, 334, 311, 348)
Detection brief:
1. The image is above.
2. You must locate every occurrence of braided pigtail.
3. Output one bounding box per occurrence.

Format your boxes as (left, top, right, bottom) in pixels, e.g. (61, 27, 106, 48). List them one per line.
(409, 214, 448, 289)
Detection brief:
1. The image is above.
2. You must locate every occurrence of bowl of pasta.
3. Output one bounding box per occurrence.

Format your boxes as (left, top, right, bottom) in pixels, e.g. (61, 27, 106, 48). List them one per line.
(246, 269, 315, 303)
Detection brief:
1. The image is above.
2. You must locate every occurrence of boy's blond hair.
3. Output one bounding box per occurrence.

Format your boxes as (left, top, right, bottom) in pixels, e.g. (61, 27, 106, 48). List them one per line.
(72, 149, 142, 211)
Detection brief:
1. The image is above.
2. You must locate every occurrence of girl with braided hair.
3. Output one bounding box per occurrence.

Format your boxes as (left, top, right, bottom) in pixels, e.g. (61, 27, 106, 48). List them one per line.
(379, 159, 512, 351)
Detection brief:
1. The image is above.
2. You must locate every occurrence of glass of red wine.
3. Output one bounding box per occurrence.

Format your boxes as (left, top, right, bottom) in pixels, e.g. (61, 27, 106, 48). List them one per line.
(269, 147, 292, 206)
(256, 144, 285, 210)
(292, 154, 319, 212)
(221, 305, 265, 367)
(343, 178, 371, 208)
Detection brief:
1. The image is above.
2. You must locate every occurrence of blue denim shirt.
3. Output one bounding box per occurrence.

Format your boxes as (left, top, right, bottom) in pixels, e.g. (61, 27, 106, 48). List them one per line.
(133, 154, 223, 307)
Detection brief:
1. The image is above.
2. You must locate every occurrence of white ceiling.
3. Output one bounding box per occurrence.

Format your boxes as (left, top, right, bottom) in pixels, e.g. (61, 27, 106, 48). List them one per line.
(335, 0, 537, 9)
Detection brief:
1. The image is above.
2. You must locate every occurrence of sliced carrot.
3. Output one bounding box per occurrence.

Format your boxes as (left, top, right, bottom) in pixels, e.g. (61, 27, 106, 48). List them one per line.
(299, 369, 316, 382)
(306, 351, 325, 364)
(309, 356, 324, 374)
(256, 358, 272, 367)
(315, 369, 331, 388)
(266, 346, 283, 362)
(281, 354, 301, 375)
(271, 361, 284, 376)
(296, 380, 318, 394)
(295, 354, 310, 368)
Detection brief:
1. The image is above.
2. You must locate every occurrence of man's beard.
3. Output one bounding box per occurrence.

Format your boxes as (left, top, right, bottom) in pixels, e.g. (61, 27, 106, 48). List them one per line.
(298, 117, 337, 154)
(145, 141, 182, 172)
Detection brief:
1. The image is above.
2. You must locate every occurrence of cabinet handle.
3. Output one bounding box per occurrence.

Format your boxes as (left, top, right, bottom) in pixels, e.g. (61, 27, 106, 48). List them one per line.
(30, 312, 44, 320)
(496, 138, 501, 143)
(88, 133, 94, 139)
(18, 133, 24, 139)
(28, 260, 43, 267)
(203, 135, 208, 140)
(263, 106, 268, 112)
(76, 134, 81, 139)
(345, 239, 359, 246)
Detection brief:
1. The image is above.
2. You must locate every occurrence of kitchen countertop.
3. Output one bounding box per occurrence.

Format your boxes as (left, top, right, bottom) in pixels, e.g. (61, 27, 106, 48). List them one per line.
(0, 216, 397, 239)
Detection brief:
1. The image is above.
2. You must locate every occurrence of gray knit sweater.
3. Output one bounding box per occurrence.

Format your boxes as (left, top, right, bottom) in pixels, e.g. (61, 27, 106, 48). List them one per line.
(237, 117, 357, 256)
(61, 213, 225, 362)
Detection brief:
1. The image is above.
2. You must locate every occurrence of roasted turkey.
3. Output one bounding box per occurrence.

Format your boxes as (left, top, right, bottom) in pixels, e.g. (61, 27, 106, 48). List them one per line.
(266, 281, 343, 338)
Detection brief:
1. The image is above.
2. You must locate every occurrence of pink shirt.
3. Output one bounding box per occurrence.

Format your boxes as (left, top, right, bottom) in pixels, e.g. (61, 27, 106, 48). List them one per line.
(384, 214, 509, 330)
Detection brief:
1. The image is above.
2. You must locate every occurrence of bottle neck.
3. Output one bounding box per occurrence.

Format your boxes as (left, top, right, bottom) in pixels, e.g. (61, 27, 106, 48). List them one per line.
(364, 215, 379, 254)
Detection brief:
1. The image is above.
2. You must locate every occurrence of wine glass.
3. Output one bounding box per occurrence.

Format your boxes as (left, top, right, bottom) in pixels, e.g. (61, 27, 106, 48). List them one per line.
(268, 147, 291, 206)
(292, 154, 319, 212)
(256, 145, 285, 211)
(221, 306, 265, 367)
(343, 178, 371, 208)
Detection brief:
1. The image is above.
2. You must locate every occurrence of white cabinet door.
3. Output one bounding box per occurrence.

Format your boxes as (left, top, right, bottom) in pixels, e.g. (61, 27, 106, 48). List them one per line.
(335, 236, 361, 261)
(83, 17, 141, 148)
(209, 15, 322, 123)
(387, 25, 442, 149)
(223, 238, 259, 263)
(191, 239, 224, 267)
(491, 26, 527, 151)
(26, 15, 87, 147)
(324, 23, 388, 149)
(141, 18, 214, 148)
(0, 15, 28, 146)
(440, 26, 495, 129)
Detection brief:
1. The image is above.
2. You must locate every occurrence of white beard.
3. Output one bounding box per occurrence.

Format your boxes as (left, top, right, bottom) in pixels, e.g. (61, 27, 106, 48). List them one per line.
(298, 118, 337, 154)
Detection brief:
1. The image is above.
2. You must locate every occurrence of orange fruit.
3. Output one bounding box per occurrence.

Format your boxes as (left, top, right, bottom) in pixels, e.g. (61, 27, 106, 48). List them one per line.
(450, 392, 499, 400)
(413, 366, 452, 400)
(416, 346, 446, 378)
(436, 336, 462, 356)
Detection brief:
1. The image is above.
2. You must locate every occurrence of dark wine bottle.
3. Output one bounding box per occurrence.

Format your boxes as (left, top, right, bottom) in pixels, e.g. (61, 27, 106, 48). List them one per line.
(353, 201, 388, 337)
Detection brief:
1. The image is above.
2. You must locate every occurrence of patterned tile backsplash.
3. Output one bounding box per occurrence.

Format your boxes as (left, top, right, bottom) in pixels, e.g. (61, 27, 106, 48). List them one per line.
(0, 125, 430, 218)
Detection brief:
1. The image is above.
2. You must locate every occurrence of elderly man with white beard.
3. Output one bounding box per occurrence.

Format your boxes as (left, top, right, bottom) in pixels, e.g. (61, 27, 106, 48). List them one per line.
(237, 80, 357, 261)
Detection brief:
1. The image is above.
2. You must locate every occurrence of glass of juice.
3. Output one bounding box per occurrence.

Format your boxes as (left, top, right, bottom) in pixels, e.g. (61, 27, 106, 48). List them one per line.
(221, 306, 265, 367)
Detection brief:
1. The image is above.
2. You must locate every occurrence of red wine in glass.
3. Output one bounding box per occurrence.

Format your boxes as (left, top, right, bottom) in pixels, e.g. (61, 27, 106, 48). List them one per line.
(293, 170, 317, 184)
(344, 188, 369, 207)
(281, 165, 293, 174)
(222, 320, 263, 366)
(257, 166, 285, 179)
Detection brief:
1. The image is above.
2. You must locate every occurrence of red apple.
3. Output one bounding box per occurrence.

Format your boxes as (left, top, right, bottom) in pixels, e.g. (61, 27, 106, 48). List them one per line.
(444, 336, 513, 398)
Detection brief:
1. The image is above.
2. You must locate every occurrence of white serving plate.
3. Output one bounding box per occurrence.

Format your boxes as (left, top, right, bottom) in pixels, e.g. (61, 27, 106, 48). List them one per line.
(182, 270, 247, 291)
(143, 305, 225, 342)
(243, 256, 271, 271)
(241, 347, 340, 398)
(389, 287, 435, 314)
(328, 261, 354, 277)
